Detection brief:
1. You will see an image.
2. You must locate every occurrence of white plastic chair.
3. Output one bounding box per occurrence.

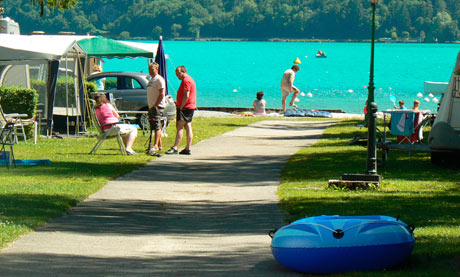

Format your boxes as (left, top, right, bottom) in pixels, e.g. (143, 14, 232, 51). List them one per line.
(88, 100, 127, 155)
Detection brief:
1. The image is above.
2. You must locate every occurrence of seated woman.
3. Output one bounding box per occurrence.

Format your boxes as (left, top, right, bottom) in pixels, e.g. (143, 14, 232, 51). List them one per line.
(253, 91, 266, 116)
(94, 94, 138, 155)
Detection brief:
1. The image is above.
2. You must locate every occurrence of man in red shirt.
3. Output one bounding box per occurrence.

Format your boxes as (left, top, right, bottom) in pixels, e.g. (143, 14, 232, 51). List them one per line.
(166, 65, 197, 155)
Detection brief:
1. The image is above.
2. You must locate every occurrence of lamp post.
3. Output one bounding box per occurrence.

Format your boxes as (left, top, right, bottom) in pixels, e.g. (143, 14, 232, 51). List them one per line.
(340, 0, 381, 185)
(366, 0, 379, 177)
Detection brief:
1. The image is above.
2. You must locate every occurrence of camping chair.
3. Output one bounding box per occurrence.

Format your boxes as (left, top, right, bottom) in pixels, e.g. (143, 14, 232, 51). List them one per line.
(0, 103, 38, 144)
(105, 93, 138, 124)
(0, 122, 16, 168)
(88, 100, 127, 155)
(387, 110, 416, 143)
(386, 110, 429, 144)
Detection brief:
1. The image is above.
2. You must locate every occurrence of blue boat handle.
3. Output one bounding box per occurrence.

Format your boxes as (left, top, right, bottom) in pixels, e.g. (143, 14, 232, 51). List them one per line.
(268, 229, 277, 239)
(408, 224, 415, 234)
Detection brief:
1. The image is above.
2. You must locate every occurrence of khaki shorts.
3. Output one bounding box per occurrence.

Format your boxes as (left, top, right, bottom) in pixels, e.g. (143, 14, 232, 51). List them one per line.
(148, 107, 166, 131)
(281, 85, 298, 97)
(281, 88, 291, 97)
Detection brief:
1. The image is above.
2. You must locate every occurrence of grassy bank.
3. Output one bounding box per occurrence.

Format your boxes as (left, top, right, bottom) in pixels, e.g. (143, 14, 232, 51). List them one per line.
(279, 120, 460, 275)
(0, 116, 267, 249)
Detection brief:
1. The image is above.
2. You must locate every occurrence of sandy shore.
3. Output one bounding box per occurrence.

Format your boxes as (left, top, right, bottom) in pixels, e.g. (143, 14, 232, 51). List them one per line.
(195, 109, 365, 119)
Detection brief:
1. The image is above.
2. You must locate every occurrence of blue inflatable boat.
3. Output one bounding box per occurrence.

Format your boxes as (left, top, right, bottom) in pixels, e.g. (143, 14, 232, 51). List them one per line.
(270, 215, 415, 274)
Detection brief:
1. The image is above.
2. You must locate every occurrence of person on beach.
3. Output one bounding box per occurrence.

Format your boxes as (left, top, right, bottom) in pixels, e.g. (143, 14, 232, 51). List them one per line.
(253, 91, 266, 116)
(94, 93, 138, 155)
(165, 65, 196, 155)
(394, 100, 407, 109)
(146, 62, 166, 155)
(280, 64, 300, 112)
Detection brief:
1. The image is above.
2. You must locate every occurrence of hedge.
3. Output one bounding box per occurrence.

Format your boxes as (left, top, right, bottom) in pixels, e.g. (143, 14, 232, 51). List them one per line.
(31, 79, 98, 106)
(0, 86, 38, 118)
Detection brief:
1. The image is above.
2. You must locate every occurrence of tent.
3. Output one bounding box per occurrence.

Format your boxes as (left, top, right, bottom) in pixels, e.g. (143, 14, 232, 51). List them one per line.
(0, 34, 86, 62)
(0, 35, 87, 136)
(0, 35, 157, 137)
(78, 36, 154, 59)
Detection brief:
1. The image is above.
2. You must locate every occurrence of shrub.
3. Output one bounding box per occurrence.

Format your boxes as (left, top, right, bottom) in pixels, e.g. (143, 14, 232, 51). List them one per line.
(0, 86, 38, 117)
(31, 79, 98, 108)
(86, 81, 97, 95)
(0, 86, 39, 138)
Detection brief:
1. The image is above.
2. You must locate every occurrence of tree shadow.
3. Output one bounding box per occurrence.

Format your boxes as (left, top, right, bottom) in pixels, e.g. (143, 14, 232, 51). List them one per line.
(36, 199, 284, 236)
(0, 251, 296, 276)
(0, 194, 78, 227)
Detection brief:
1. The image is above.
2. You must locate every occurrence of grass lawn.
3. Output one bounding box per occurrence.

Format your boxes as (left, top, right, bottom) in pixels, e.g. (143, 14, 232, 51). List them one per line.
(279, 120, 460, 276)
(0, 116, 267, 248)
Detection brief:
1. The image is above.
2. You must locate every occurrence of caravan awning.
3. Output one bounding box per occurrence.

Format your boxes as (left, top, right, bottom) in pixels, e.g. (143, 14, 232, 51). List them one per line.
(78, 36, 153, 59)
(0, 35, 86, 64)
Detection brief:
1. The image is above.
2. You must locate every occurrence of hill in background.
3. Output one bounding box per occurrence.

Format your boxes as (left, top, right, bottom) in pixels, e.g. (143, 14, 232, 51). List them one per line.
(4, 0, 460, 42)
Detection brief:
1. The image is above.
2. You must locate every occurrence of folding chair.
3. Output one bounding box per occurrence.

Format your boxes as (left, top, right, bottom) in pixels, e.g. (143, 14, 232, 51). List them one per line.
(0, 103, 38, 144)
(388, 110, 415, 143)
(88, 100, 127, 155)
(0, 122, 16, 168)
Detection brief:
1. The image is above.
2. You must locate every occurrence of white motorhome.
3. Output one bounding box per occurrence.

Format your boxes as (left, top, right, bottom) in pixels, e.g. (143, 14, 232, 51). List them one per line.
(428, 51, 460, 164)
(0, 8, 20, 35)
(0, 10, 26, 87)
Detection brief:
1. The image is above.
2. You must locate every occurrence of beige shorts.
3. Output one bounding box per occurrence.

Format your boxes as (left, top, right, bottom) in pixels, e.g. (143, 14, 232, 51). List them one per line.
(106, 124, 138, 136)
(281, 87, 291, 97)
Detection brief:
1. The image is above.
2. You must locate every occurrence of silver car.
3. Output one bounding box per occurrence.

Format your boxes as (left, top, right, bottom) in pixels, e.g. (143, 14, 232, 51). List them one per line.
(87, 71, 176, 128)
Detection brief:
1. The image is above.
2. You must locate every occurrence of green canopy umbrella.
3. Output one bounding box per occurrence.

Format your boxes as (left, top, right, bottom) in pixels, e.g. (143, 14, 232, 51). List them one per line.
(78, 36, 153, 58)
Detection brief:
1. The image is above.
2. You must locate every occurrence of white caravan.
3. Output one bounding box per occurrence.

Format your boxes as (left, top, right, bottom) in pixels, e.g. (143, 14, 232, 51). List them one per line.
(428, 51, 460, 164)
(0, 8, 20, 35)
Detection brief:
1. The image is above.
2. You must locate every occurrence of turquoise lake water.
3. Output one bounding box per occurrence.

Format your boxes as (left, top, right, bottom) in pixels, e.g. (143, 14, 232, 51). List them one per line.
(105, 41, 460, 114)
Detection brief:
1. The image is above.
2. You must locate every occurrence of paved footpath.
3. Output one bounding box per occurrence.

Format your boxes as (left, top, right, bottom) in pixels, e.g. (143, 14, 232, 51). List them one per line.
(0, 120, 333, 276)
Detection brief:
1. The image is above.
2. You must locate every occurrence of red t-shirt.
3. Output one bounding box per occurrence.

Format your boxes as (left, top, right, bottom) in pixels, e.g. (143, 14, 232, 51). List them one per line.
(177, 75, 196, 109)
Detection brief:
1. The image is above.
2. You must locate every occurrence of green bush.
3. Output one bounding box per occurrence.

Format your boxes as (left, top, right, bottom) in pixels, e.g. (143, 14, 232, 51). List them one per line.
(0, 86, 39, 138)
(30, 80, 47, 106)
(86, 81, 97, 95)
(0, 86, 38, 117)
(31, 79, 98, 106)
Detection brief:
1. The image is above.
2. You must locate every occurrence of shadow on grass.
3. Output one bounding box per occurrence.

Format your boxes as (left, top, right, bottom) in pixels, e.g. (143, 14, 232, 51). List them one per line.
(0, 161, 146, 180)
(280, 191, 460, 229)
(0, 194, 78, 226)
(285, 148, 460, 182)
